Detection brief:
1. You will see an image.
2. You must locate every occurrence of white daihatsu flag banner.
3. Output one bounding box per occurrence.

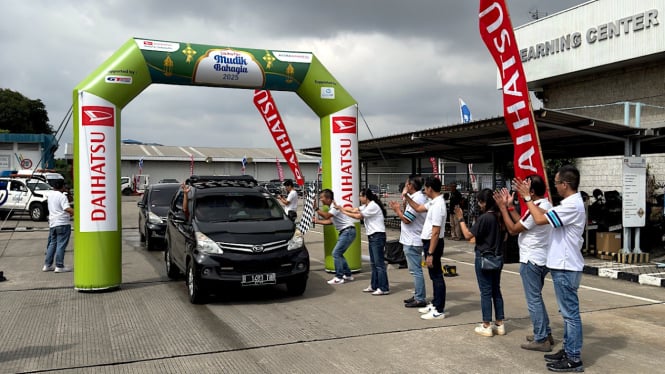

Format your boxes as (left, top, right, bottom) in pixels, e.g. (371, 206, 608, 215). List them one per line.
(78, 92, 118, 232)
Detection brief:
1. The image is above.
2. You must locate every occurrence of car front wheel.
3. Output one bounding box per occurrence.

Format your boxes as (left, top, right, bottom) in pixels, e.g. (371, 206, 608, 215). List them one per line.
(30, 202, 46, 221)
(186, 260, 207, 304)
(165, 245, 180, 280)
(145, 227, 154, 250)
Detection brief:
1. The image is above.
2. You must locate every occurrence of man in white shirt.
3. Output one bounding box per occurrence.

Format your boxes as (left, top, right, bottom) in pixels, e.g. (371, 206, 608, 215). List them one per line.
(278, 179, 298, 221)
(404, 176, 447, 320)
(42, 179, 74, 273)
(495, 175, 553, 351)
(388, 175, 427, 308)
(514, 165, 586, 373)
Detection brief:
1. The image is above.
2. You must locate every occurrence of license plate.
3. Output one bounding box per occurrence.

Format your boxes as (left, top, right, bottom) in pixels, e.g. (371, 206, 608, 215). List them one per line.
(241, 273, 276, 286)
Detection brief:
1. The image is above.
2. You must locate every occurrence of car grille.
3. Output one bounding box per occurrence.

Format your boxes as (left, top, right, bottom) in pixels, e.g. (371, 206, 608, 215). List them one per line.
(216, 240, 288, 253)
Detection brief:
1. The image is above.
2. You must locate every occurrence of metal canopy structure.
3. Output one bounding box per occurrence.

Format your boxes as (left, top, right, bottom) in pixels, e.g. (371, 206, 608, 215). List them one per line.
(301, 109, 665, 164)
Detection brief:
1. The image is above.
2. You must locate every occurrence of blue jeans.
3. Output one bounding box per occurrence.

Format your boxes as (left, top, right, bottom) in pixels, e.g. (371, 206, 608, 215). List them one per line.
(520, 261, 551, 341)
(423, 239, 446, 313)
(403, 244, 426, 302)
(551, 269, 583, 360)
(474, 254, 504, 322)
(44, 225, 71, 268)
(368, 232, 389, 291)
(333, 227, 356, 278)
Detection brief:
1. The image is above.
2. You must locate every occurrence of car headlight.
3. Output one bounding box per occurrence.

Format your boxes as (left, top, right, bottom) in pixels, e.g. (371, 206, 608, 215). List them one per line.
(148, 211, 163, 224)
(195, 231, 223, 254)
(287, 231, 304, 251)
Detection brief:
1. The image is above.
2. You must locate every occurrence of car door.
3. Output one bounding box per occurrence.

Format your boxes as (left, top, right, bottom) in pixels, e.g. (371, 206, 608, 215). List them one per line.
(138, 187, 150, 237)
(167, 189, 190, 271)
(8, 180, 30, 211)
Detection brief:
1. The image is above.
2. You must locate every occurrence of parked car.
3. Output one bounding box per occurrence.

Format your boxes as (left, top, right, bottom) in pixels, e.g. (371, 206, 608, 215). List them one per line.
(158, 178, 179, 183)
(0, 177, 51, 221)
(138, 183, 180, 250)
(165, 175, 309, 303)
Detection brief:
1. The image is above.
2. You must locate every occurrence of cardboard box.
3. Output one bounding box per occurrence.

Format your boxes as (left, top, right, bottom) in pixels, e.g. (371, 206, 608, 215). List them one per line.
(596, 232, 621, 253)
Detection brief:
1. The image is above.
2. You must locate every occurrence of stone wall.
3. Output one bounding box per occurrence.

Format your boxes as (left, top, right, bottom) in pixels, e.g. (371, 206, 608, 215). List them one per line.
(542, 61, 665, 129)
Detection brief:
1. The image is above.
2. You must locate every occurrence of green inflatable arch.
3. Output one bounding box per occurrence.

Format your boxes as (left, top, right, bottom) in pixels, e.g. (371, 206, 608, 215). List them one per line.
(73, 38, 361, 290)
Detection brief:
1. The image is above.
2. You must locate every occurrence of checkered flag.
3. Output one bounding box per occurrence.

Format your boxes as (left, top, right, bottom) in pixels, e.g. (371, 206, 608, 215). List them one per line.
(297, 185, 317, 234)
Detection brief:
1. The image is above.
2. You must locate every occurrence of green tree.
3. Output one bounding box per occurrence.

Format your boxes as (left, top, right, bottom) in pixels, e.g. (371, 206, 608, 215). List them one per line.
(0, 88, 53, 134)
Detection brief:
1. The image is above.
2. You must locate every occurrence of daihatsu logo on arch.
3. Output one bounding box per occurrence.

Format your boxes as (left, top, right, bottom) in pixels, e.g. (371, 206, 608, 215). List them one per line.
(82, 106, 114, 127)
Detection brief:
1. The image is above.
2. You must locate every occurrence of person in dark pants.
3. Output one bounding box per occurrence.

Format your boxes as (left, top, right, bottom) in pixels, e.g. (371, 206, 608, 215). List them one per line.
(338, 188, 390, 295)
(403, 177, 447, 320)
(455, 188, 506, 336)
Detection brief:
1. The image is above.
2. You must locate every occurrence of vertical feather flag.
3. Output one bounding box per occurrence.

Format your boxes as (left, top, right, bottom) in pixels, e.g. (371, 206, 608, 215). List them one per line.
(459, 98, 472, 123)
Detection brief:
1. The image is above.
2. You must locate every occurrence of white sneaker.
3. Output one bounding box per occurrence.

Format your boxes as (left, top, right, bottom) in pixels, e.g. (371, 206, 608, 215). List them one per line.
(475, 324, 494, 337)
(493, 323, 506, 336)
(371, 289, 390, 296)
(418, 303, 434, 314)
(327, 277, 344, 285)
(342, 275, 354, 282)
(54, 266, 72, 273)
(420, 310, 445, 320)
(42, 265, 55, 272)
(362, 286, 375, 292)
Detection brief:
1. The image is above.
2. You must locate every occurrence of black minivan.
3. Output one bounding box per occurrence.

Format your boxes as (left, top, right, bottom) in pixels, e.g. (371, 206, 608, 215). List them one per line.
(164, 175, 309, 304)
(138, 182, 180, 250)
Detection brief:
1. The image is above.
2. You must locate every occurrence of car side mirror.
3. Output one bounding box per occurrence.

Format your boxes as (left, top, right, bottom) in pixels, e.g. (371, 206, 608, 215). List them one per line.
(137, 201, 144, 207)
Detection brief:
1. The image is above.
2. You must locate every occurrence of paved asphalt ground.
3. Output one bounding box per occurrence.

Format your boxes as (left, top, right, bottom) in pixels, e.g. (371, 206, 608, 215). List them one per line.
(0, 195, 664, 373)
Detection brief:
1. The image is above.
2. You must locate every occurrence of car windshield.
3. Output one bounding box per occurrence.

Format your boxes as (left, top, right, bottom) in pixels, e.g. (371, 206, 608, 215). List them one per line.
(150, 187, 179, 206)
(195, 194, 284, 222)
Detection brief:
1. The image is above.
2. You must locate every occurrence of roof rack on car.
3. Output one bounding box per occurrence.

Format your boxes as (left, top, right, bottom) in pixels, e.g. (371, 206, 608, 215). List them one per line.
(186, 175, 258, 189)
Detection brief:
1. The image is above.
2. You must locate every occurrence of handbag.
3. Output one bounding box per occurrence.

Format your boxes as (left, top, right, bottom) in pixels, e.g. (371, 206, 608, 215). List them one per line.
(480, 213, 504, 271)
(480, 253, 503, 271)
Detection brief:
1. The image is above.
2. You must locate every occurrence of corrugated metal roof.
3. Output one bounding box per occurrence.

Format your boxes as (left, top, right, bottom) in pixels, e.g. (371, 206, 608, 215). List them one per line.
(301, 109, 665, 163)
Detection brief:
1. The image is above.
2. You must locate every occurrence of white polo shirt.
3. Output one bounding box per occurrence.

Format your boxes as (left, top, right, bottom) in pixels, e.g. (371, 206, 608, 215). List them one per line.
(284, 189, 298, 213)
(421, 194, 446, 240)
(47, 190, 71, 228)
(359, 200, 385, 236)
(518, 198, 553, 266)
(328, 206, 358, 232)
(545, 192, 586, 271)
(399, 190, 427, 246)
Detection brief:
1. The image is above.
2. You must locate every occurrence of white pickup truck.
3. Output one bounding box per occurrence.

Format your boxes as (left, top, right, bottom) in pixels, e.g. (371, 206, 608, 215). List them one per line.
(0, 177, 51, 221)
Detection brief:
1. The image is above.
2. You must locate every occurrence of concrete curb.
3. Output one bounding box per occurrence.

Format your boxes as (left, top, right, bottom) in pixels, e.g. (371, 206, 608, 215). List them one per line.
(584, 262, 665, 287)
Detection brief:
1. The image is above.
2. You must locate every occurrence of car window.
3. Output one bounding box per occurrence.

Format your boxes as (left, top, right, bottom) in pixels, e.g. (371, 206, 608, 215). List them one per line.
(27, 182, 53, 191)
(10, 181, 26, 192)
(173, 191, 185, 212)
(195, 194, 283, 222)
(150, 187, 178, 206)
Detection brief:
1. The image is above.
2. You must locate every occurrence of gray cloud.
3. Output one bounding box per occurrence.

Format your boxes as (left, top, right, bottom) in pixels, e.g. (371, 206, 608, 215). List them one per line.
(0, 0, 586, 154)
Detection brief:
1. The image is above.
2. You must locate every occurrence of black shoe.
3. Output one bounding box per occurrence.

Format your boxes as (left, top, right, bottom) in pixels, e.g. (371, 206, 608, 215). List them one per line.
(404, 300, 427, 308)
(544, 349, 566, 363)
(403, 296, 415, 303)
(546, 357, 584, 372)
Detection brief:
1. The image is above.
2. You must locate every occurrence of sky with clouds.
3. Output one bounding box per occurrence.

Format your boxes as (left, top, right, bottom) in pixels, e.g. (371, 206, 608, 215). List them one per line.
(1, 0, 587, 155)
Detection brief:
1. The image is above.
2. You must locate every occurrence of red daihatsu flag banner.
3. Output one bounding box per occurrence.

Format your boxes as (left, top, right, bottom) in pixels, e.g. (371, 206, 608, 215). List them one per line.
(276, 158, 284, 181)
(429, 157, 439, 178)
(253, 90, 305, 186)
(479, 1, 549, 197)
